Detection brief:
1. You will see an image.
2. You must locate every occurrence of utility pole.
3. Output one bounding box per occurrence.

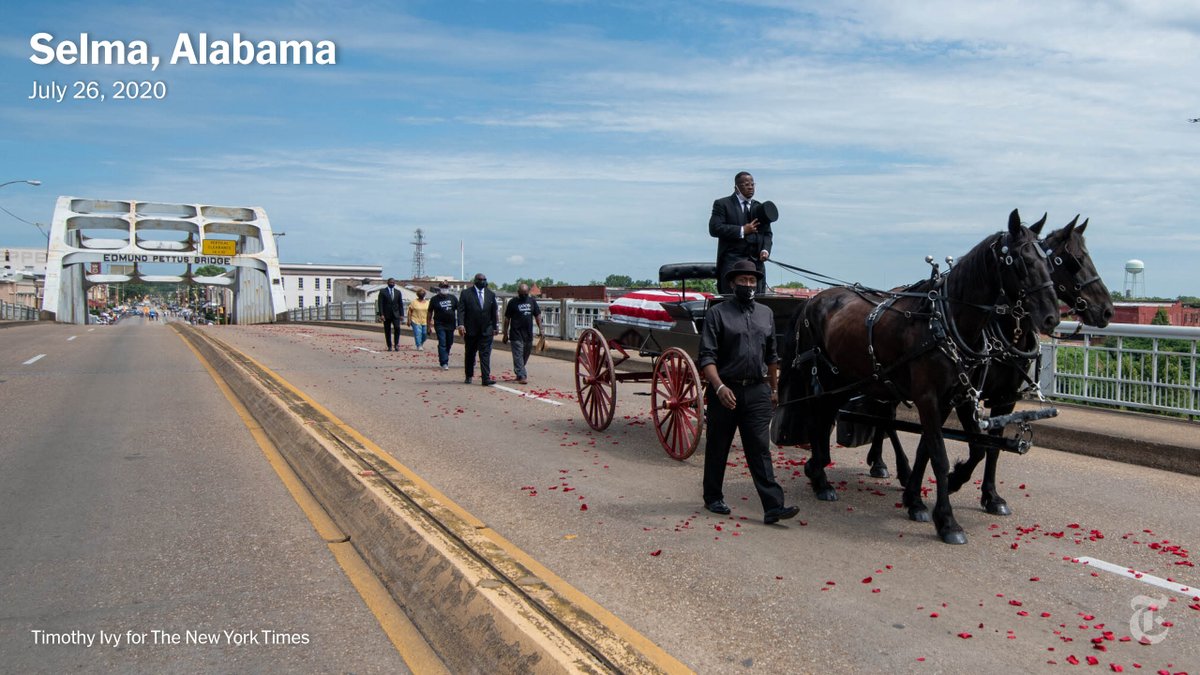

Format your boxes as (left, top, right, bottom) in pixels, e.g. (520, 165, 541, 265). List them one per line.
(411, 228, 427, 279)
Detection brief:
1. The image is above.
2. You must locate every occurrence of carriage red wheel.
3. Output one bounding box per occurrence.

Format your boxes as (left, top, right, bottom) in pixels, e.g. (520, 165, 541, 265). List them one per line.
(652, 347, 704, 460)
(575, 327, 617, 431)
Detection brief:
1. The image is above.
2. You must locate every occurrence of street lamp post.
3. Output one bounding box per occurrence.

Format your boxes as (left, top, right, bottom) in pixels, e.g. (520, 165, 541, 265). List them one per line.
(0, 180, 45, 241)
(0, 179, 41, 189)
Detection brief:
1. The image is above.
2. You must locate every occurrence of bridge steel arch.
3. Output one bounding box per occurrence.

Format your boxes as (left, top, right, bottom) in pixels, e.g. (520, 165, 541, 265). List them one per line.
(41, 196, 286, 324)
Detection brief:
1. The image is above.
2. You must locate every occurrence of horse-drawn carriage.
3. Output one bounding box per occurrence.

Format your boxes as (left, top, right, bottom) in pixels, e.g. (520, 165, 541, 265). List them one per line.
(573, 261, 807, 460)
(573, 210, 1114, 544)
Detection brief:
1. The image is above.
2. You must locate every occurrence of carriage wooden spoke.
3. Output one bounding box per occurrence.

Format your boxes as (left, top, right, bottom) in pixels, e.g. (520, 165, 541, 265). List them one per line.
(652, 348, 704, 460)
(575, 327, 617, 431)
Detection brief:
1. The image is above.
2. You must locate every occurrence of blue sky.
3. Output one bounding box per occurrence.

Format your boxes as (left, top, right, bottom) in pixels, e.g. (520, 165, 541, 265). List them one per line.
(2, 1, 1198, 296)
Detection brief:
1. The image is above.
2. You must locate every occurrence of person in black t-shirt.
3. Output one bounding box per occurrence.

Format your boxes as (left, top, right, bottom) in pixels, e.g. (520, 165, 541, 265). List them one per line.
(427, 281, 459, 370)
(502, 284, 543, 384)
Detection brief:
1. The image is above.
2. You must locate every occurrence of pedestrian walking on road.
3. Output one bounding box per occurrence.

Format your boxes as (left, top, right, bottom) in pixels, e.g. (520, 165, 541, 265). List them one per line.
(429, 281, 459, 370)
(375, 278, 405, 352)
(698, 260, 799, 524)
(502, 284, 543, 385)
(408, 288, 430, 351)
(457, 272, 500, 386)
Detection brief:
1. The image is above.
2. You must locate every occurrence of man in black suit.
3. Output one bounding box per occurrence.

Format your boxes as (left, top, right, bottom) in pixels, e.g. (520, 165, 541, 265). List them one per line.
(456, 272, 500, 386)
(709, 171, 772, 294)
(375, 278, 405, 352)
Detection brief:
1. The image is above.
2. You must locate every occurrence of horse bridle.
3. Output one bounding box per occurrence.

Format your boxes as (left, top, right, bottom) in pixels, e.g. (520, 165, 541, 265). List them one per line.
(992, 232, 1054, 306)
(1040, 237, 1102, 314)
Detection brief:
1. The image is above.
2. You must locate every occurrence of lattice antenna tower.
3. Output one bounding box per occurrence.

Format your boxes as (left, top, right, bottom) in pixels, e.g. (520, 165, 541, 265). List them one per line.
(411, 228, 427, 279)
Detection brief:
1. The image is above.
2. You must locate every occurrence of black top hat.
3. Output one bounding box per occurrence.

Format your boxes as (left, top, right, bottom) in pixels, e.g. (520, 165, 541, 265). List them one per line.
(752, 200, 779, 224)
(724, 259, 764, 281)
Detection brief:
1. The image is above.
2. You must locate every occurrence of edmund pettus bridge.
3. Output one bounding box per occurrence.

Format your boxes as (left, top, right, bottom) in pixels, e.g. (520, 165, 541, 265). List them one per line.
(2, 306, 1199, 672)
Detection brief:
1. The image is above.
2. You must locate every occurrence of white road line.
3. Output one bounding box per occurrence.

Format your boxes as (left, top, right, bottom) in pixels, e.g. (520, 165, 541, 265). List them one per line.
(67, 336, 77, 341)
(1076, 556, 1197, 597)
(492, 384, 564, 406)
(355, 347, 381, 354)
(87, 328, 95, 332)
(23, 354, 46, 365)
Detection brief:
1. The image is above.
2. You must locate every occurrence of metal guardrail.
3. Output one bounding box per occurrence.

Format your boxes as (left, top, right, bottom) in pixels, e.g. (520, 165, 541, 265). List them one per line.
(285, 305, 1200, 420)
(286, 299, 611, 341)
(1042, 321, 1200, 419)
(0, 299, 38, 321)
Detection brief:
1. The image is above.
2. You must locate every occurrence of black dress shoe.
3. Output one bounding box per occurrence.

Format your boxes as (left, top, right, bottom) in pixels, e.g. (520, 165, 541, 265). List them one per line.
(464, 376, 473, 384)
(482, 378, 497, 386)
(764, 505, 800, 524)
(705, 500, 731, 515)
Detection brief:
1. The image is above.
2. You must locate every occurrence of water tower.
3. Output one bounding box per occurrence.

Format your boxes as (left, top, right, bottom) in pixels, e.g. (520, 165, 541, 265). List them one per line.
(1123, 259, 1145, 298)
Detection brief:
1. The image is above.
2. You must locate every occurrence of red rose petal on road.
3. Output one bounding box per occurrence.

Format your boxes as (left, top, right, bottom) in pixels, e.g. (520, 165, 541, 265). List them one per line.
(1067, 655, 1080, 665)
(957, 632, 972, 639)
(862, 576, 873, 584)
(580, 504, 588, 511)
(649, 549, 662, 556)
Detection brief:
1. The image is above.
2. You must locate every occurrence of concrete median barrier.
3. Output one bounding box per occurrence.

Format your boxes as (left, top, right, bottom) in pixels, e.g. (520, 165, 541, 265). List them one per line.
(174, 323, 687, 674)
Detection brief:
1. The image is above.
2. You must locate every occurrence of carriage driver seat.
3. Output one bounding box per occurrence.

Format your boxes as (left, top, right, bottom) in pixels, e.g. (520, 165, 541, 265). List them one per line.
(658, 262, 719, 326)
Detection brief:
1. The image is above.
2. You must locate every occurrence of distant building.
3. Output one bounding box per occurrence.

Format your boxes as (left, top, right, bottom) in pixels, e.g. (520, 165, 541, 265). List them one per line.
(2, 247, 48, 275)
(279, 262, 383, 310)
(1112, 301, 1200, 326)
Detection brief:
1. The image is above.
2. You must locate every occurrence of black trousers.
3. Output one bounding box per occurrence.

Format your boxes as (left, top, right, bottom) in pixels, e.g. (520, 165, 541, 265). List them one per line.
(702, 381, 785, 512)
(463, 333, 493, 380)
(382, 317, 401, 348)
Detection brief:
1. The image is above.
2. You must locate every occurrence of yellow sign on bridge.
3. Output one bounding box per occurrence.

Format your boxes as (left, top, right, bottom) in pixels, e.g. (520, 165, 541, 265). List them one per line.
(201, 239, 237, 256)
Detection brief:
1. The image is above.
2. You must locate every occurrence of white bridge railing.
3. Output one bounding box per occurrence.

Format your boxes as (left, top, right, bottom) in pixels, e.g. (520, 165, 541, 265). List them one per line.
(1041, 321, 1200, 420)
(0, 300, 38, 321)
(284, 305, 1200, 421)
(285, 299, 611, 341)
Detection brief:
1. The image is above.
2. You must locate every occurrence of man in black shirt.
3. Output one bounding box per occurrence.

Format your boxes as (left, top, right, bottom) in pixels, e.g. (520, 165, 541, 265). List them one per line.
(697, 260, 799, 524)
(502, 284, 543, 384)
(428, 281, 458, 370)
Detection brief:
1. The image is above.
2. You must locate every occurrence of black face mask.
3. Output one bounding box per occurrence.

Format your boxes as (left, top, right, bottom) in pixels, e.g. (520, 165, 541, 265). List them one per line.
(474, 280, 487, 290)
(734, 284, 755, 303)
(518, 292, 529, 300)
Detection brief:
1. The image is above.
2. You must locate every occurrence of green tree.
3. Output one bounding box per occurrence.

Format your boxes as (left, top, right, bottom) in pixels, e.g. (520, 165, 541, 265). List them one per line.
(603, 274, 633, 288)
(1151, 308, 1171, 326)
(194, 265, 228, 277)
(776, 281, 808, 289)
(660, 279, 718, 294)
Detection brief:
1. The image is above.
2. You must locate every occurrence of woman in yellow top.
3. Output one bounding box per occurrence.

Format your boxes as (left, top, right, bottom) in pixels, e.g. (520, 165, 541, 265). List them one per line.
(408, 288, 431, 351)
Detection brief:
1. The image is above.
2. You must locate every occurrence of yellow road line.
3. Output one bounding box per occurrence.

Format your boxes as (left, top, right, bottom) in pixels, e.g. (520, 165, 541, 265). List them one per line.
(177, 331, 449, 675)
(226, 334, 691, 674)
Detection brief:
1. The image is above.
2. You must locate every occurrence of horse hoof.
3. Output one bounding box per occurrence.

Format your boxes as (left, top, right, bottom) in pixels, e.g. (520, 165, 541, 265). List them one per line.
(869, 465, 890, 479)
(940, 530, 968, 545)
(984, 500, 1013, 516)
(816, 488, 839, 502)
(908, 507, 931, 523)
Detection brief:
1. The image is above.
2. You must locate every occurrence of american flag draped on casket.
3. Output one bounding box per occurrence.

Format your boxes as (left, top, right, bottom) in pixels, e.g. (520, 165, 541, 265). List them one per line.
(607, 289, 714, 330)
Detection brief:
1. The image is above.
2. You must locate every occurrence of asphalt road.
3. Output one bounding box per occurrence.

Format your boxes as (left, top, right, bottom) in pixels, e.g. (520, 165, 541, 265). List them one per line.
(0, 318, 410, 673)
(211, 322, 1200, 674)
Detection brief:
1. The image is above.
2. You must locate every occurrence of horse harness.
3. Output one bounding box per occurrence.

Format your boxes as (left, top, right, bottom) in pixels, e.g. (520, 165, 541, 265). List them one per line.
(788, 233, 1051, 417)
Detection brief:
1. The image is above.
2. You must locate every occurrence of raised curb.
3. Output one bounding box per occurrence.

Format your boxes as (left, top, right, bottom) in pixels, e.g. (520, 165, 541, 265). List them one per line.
(174, 323, 686, 674)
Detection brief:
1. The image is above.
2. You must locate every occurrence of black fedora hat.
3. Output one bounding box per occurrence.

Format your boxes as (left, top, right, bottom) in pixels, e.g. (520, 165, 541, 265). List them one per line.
(724, 259, 764, 281)
(752, 200, 779, 224)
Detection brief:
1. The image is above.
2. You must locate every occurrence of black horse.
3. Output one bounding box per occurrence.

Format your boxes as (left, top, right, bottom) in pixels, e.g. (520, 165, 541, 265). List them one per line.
(859, 215, 1113, 515)
(778, 210, 1061, 544)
